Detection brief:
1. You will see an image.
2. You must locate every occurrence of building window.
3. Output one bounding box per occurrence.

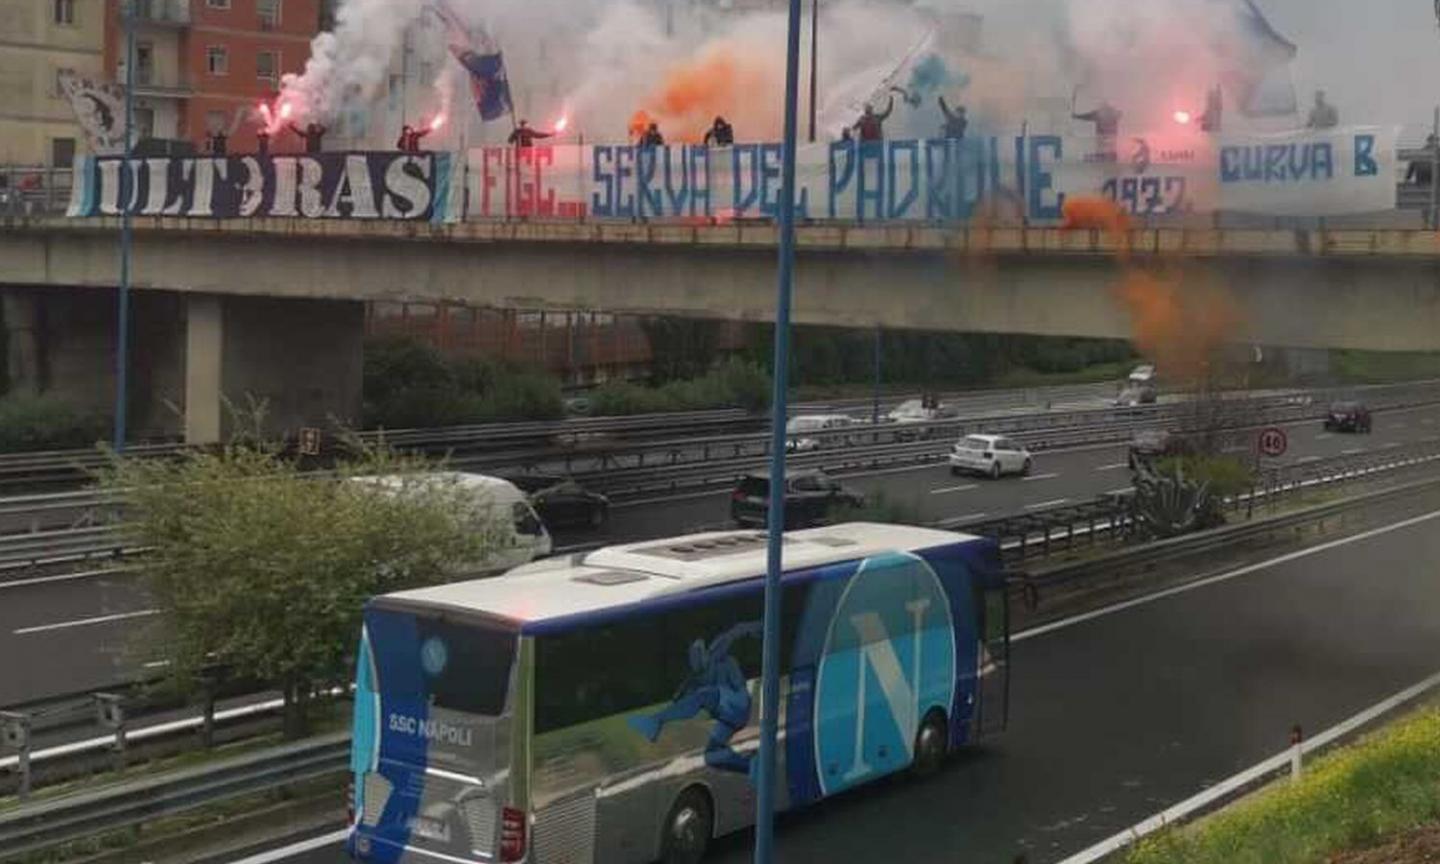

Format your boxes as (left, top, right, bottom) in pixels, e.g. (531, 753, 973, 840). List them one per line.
(256, 50, 278, 84)
(206, 46, 228, 76)
(135, 41, 154, 85)
(206, 110, 227, 134)
(51, 138, 76, 167)
(53, 0, 75, 25)
(258, 0, 281, 29)
(206, 0, 230, 8)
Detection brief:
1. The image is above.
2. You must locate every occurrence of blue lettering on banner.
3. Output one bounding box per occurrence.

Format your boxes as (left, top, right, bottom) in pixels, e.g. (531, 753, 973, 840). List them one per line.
(1354, 134, 1378, 177)
(1027, 135, 1063, 221)
(1102, 175, 1188, 216)
(1220, 141, 1335, 183)
(887, 140, 919, 219)
(614, 146, 636, 218)
(856, 141, 885, 221)
(636, 148, 662, 218)
(591, 146, 614, 218)
(731, 144, 760, 214)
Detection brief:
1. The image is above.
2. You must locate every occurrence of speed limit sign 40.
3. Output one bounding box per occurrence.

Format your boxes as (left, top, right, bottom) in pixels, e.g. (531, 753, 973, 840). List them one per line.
(1259, 427, 1288, 458)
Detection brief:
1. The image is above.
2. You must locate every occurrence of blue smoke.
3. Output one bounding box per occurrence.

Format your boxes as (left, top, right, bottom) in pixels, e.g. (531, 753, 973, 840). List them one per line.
(895, 54, 970, 108)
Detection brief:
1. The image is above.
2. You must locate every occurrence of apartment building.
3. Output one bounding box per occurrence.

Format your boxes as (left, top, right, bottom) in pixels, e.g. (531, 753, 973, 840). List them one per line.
(0, 0, 105, 166)
(102, 0, 323, 153)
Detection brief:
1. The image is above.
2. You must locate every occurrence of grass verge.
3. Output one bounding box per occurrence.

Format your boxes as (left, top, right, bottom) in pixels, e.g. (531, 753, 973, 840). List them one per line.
(1126, 708, 1440, 864)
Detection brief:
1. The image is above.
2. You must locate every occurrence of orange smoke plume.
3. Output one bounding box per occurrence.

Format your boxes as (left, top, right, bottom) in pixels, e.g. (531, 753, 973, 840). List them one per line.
(1062, 197, 1236, 382)
(634, 45, 780, 143)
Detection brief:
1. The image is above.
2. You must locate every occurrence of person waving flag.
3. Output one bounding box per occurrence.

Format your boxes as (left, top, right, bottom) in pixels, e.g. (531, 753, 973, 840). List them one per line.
(432, 0, 512, 122)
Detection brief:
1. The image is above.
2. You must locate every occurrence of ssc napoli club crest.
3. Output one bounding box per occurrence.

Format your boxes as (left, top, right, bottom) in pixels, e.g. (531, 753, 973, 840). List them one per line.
(420, 636, 448, 678)
(813, 552, 955, 795)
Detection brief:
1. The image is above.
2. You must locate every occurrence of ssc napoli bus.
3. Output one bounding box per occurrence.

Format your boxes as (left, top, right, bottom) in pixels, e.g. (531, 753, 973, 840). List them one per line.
(346, 523, 1011, 864)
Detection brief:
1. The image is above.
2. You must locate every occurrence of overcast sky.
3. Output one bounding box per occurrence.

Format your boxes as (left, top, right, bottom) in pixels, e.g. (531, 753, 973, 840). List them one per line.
(1266, 0, 1440, 129)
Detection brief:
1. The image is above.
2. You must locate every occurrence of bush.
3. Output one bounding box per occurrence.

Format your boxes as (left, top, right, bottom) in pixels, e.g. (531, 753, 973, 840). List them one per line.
(0, 396, 108, 453)
(105, 441, 505, 737)
(591, 359, 772, 416)
(363, 338, 564, 427)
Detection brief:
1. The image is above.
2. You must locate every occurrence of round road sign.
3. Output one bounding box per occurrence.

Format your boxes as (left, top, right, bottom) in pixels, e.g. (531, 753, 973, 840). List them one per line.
(1259, 427, 1288, 458)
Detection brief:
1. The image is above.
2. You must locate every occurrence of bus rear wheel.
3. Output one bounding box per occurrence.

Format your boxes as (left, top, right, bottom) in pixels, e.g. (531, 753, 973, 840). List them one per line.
(911, 711, 949, 778)
(660, 787, 713, 864)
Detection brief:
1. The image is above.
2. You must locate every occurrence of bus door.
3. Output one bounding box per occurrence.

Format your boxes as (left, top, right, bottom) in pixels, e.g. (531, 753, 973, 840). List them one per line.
(975, 583, 1010, 736)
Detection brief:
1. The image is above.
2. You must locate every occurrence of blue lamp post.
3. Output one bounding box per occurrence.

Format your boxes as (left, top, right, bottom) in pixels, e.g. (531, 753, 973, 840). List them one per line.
(752, 0, 805, 857)
(114, 0, 136, 453)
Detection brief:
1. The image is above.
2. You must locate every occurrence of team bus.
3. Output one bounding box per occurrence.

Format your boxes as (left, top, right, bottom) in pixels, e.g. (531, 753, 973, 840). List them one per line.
(346, 523, 1011, 864)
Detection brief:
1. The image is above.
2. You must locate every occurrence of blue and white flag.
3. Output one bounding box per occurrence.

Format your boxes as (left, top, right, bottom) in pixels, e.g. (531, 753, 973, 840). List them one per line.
(433, 0, 512, 122)
(1215, 0, 1298, 117)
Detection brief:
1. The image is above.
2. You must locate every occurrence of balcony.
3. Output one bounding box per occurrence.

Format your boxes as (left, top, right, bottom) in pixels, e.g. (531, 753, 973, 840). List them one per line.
(132, 67, 192, 98)
(129, 0, 190, 28)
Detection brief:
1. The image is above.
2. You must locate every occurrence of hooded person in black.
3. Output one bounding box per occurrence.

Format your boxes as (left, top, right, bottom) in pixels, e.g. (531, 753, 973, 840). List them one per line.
(703, 116, 734, 146)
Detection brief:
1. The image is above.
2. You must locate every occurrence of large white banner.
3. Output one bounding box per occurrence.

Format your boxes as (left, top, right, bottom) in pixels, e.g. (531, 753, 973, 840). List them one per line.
(460, 126, 1397, 223)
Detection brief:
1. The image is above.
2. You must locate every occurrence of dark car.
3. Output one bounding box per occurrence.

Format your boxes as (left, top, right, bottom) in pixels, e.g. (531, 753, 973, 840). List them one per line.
(1127, 429, 1198, 469)
(730, 469, 865, 530)
(505, 474, 610, 529)
(1324, 401, 1372, 434)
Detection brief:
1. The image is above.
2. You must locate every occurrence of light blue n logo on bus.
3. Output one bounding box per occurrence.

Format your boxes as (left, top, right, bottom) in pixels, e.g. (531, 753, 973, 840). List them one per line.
(812, 552, 956, 796)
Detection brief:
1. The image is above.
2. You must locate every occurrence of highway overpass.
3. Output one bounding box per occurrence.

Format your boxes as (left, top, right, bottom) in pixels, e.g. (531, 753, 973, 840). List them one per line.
(6, 216, 1440, 348)
(4, 215, 1440, 441)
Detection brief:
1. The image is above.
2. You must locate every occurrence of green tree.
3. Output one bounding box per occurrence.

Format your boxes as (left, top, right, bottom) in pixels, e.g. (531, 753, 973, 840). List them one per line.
(105, 442, 505, 737)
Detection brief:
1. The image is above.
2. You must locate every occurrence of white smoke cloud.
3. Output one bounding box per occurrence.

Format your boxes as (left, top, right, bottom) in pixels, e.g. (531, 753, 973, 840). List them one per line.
(276, 0, 1430, 148)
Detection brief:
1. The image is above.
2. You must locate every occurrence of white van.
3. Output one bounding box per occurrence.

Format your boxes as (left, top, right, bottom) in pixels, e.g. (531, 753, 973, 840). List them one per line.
(785, 414, 855, 452)
(348, 472, 552, 574)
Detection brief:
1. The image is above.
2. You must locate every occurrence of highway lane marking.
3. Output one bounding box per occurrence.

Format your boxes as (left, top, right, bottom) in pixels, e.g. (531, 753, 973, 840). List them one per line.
(1382, 442, 1402, 449)
(0, 567, 136, 591)
(13, 608, 159, 635)
(1024, 498, 1070, 510)
(1315, 433, 1333, 440)
(1296, 456, 1322, 464)
(1106, 487, 1135, 496)
(1342, 448, 1367, 455)
(1022, 473, 1061, 482)
(223, 828, 351, 864)
(930, 484, 978, 495)
(946, 512, 988, 525)
(1094, 463, 1128, 472)
(1014, 507, 1440, 644)
(1056, 668, 1440, 864)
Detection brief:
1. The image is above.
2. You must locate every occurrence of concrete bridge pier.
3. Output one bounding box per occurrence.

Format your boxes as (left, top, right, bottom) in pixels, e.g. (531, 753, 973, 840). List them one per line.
(0, 287, 363, 445)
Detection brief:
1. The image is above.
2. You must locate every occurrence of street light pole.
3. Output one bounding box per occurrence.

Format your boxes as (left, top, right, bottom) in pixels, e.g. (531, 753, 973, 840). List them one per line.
(114, 0, 135, 453)
(806, 0, 817, 141)
(753, 0, 803, 857)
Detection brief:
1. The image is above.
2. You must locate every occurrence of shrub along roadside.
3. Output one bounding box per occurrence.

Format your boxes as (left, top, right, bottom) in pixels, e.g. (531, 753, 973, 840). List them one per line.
(0, 395, 108, 453)
(362, 338, 563, 428)
(1127, 708, 1440, 864)
(589, 358, 771, 416)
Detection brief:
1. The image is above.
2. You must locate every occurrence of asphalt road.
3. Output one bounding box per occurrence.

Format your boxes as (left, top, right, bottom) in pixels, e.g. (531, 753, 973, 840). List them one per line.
(4, 404, 1438, 708)
(250, 498, 1440, 864)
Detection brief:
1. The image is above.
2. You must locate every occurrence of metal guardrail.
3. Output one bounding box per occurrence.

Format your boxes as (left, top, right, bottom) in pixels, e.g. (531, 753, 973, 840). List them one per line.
(970, 437, 1440, 562)
(0, 732, 349, 861)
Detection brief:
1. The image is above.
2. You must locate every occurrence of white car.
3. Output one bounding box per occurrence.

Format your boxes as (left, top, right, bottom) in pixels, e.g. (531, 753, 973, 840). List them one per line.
(948, 434, 1033, 479)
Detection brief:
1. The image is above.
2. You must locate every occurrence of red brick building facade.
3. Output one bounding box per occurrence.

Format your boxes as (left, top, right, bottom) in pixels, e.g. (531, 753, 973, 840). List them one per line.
(103, 0, 322, 153)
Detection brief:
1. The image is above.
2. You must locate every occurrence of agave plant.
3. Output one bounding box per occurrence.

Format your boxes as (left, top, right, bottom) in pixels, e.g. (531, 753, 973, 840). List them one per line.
(1132, 458, 1219, 538)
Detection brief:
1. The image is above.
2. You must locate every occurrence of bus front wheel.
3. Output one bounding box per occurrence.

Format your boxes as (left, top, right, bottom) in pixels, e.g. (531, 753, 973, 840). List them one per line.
(911, 710, 950, 778)
(660, 787, 713, 864)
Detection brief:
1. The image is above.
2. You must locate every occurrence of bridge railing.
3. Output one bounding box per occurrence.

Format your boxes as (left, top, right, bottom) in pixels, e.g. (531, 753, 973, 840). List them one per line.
(0, 166, 73, 217)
